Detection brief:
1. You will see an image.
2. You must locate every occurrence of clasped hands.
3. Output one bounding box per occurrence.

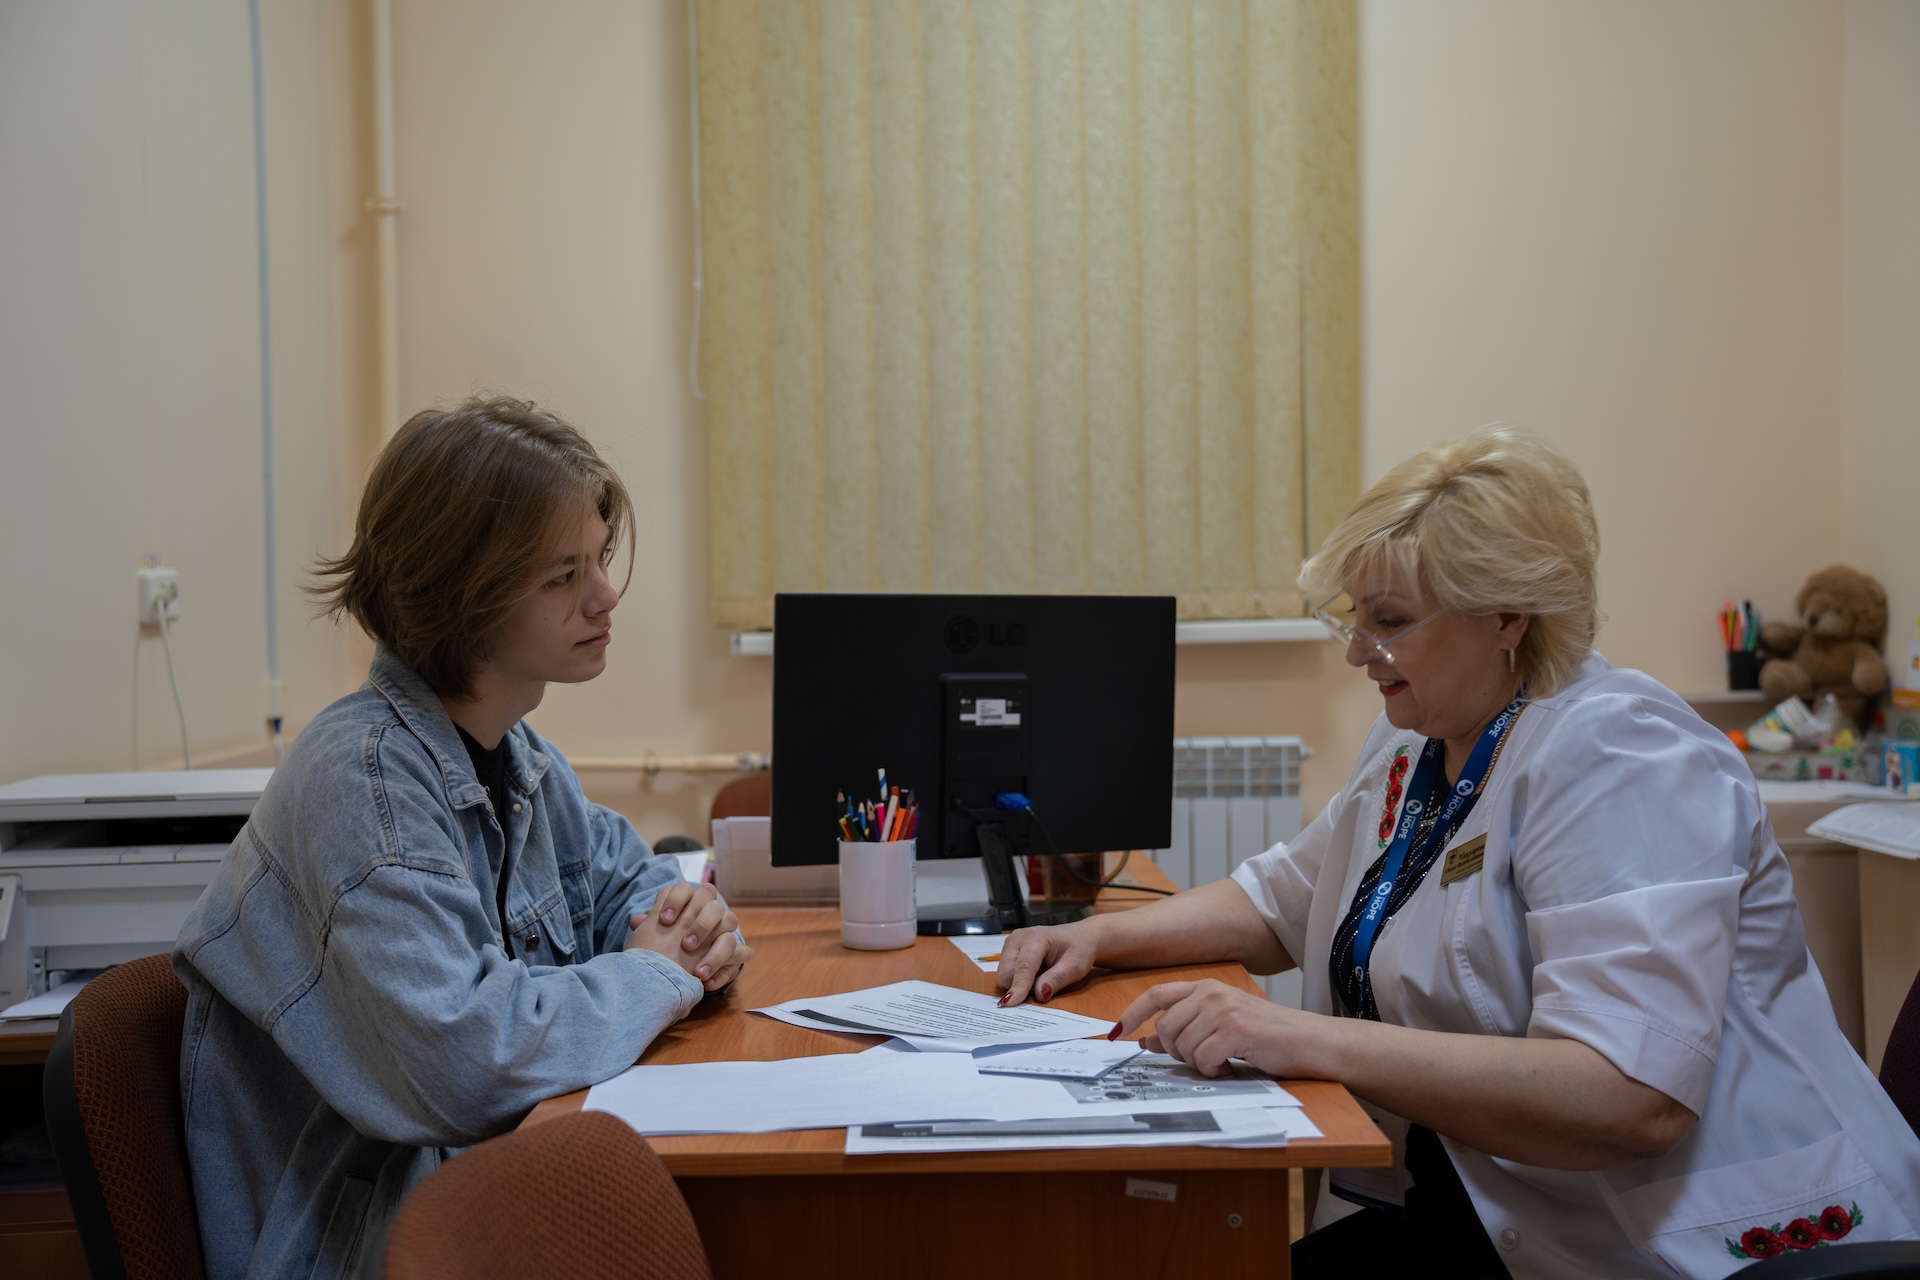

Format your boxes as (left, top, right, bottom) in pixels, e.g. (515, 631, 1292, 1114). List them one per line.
(624, 882, 750, 993)
(995, 922, 1312, 1080)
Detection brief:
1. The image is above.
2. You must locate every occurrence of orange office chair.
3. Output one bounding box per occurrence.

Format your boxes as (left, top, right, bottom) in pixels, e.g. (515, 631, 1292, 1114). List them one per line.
(710, 771, 772, 823)
(42, 952, 206, 1280)
(382, 1110, 710, 1280)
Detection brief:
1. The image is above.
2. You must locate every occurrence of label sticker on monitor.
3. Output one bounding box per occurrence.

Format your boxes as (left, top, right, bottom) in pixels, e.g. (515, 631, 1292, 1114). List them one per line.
(959, 697, 1022, 727)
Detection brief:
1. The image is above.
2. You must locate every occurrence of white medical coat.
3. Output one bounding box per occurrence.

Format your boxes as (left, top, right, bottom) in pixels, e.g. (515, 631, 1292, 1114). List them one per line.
(1231, 652, 1920, 1278)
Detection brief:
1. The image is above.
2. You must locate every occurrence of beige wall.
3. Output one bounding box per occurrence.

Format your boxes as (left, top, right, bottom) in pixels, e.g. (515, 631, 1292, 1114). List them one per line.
(0, 0, 363, 785)
(5, 1, 1909, 851)
(384, 0, 773, 840)
(1255, 0, 1853, 819)
(1362, 0, 1845, 691)
(381, 1, 1854, 843)
(1841, 0, 1920, 682)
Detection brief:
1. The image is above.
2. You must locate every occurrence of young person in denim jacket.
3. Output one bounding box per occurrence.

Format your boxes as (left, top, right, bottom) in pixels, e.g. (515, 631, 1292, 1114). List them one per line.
(174, 397, 749, 1279)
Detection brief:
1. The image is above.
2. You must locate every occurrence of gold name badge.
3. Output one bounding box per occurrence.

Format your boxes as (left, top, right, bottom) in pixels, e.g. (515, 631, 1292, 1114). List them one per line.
(1440, 833, 1488, 886)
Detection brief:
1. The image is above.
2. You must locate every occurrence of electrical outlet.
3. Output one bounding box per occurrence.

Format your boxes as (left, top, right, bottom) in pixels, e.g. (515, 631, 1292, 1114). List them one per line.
(137, 567, 181, 625)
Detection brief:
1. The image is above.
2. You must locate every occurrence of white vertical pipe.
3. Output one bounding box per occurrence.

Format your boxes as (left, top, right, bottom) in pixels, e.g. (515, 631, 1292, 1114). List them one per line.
(370, 0, 401, 436)
(247, 0, 282, 749)
(686, 0, 706, 401)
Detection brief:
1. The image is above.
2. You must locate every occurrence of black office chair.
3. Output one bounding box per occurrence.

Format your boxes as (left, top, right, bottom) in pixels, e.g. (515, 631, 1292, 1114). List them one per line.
(1878, 962, 1920, 1140)
(1741, 1242, 1920, 1278)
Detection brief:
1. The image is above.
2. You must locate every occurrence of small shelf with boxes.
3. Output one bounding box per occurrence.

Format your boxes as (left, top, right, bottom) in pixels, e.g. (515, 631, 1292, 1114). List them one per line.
(1684, 686, 1920, 791)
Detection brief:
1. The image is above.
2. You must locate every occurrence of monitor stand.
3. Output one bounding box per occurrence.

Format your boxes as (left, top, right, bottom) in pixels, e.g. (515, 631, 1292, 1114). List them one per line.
(914, 818, 1094, 936)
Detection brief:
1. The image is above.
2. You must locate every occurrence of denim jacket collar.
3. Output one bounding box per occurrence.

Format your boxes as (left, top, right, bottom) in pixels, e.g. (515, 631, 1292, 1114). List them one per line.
(364, 645, 552, 810)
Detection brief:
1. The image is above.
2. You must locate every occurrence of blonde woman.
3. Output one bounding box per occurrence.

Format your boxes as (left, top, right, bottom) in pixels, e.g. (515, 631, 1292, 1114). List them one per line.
(997, 427, 1920, 1278)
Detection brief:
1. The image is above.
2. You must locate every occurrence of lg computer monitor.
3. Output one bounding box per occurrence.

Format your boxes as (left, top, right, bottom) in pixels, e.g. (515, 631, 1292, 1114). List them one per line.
(770, 593, 1175, 932)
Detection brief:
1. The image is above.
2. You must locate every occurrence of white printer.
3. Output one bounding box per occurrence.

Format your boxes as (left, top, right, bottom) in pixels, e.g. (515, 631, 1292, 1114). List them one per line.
(0, 769, 267, 1005)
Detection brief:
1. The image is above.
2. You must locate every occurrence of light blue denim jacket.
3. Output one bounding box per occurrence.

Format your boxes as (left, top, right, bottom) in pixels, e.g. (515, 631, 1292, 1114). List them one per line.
(174, 647, 706, 1280)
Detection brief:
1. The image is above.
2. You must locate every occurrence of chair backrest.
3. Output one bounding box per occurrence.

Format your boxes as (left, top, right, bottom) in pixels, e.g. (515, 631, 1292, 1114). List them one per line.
(709, 771, 771, 824)
(383, 1110, 710, 1280)
(42, 953, 205, 1280)
(1881, 963, 1920, 1140)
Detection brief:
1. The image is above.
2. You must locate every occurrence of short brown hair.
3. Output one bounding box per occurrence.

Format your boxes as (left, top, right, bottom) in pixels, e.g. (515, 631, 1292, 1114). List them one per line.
(311, 396, 634, 696)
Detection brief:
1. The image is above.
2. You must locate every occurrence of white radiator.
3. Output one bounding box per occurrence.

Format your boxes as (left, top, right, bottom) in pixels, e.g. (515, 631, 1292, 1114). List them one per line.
(1148, 736, 1309, 1008)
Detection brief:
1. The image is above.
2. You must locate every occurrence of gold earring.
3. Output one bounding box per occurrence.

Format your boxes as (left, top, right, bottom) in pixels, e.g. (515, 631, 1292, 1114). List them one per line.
(1508, 648, 1516, 673)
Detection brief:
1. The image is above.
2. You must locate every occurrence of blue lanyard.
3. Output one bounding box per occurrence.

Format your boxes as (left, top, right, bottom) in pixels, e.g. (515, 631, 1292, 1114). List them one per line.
(1346, 695, 1525, 995)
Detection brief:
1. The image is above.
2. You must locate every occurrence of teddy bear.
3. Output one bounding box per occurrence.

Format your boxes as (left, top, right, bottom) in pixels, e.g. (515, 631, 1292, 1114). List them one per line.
(1759, 564, 1890, 726)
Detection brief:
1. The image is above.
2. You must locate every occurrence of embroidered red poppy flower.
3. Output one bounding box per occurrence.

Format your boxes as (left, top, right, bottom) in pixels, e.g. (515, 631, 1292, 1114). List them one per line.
(1729, 1205, 1864, 1259)
(1780, 1219, 1821, 1250)
(1377, 749, 1411, 848)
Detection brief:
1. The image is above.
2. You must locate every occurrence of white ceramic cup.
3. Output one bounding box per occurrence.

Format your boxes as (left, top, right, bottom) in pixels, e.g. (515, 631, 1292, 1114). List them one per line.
(838, 838, 916, 950)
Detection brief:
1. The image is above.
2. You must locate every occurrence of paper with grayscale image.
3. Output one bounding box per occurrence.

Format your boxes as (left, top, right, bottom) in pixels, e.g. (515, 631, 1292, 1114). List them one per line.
(753, 978, 1113, 1051)
(844, 1105, 1304, 1155)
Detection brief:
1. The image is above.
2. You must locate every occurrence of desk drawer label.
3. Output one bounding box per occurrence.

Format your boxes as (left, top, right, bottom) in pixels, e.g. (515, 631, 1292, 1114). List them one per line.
(1125, 1178, 1178, 1203)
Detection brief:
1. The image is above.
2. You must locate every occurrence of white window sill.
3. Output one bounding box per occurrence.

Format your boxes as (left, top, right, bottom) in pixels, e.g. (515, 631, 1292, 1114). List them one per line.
(728, 617, 1329, 657)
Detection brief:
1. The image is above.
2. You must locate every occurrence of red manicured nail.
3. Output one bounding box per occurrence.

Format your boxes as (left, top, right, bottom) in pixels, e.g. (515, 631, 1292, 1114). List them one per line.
(1107, 1021, 1123, 1041)
(1038, 984, 1052, 1002)
(997, 992, 1011, 1006)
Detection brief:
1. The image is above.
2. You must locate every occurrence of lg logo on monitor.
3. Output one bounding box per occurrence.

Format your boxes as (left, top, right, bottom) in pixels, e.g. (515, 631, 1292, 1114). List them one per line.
(944, 616, 1025, 653)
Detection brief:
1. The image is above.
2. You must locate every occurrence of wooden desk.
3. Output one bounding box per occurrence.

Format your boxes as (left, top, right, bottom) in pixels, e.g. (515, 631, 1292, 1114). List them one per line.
(527, 869, 1389, 1279)
(0, 1019, 58, 1067)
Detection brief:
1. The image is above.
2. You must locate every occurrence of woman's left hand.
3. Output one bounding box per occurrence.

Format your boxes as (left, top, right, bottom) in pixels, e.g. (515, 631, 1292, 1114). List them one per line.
(1115, 979, 1320, 1079)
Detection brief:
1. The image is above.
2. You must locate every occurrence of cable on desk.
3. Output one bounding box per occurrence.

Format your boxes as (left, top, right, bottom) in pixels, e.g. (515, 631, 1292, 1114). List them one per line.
(994, 794, 1176, 896)
(155, 603, 193, 769)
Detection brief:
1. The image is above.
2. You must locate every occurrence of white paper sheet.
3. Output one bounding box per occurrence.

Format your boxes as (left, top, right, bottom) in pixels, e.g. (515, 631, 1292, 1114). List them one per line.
(862, 1043, 1300, 1118)
(879, 1043, 1297, 1113)
(1202, 1106, 1326, 1147)
(0, 974, 96, 1021)
(753, 979, 1112, 1051)
(945, 934, 1007, 973)
(1808, 802, 1920, 860)
(1009, 1052, 1303, 1112)
(846, 1105, 1290, 1155)
(585, 1051, 1003, 1134)
(585, 1045, 1304, 1136)
(973, 1039, 1143, 1080)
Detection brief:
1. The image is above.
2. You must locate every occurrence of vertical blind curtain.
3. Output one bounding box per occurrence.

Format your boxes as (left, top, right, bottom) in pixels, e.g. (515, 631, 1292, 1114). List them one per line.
(698, 0, 1357, 630)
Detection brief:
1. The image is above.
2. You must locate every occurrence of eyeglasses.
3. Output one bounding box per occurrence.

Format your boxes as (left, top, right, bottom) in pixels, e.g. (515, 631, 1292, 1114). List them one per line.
(1312, 595, 1446, 666)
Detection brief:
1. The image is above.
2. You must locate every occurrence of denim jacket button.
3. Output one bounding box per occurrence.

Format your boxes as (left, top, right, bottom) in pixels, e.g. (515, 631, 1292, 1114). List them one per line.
(525, 934, 539, 950)
(512, 803, 522, 812)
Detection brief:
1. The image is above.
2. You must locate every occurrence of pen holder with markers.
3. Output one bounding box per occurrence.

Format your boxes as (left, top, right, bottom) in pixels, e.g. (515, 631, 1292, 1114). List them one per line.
(838, 838, 916, 950)
(1720, 600, 1762, 690)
